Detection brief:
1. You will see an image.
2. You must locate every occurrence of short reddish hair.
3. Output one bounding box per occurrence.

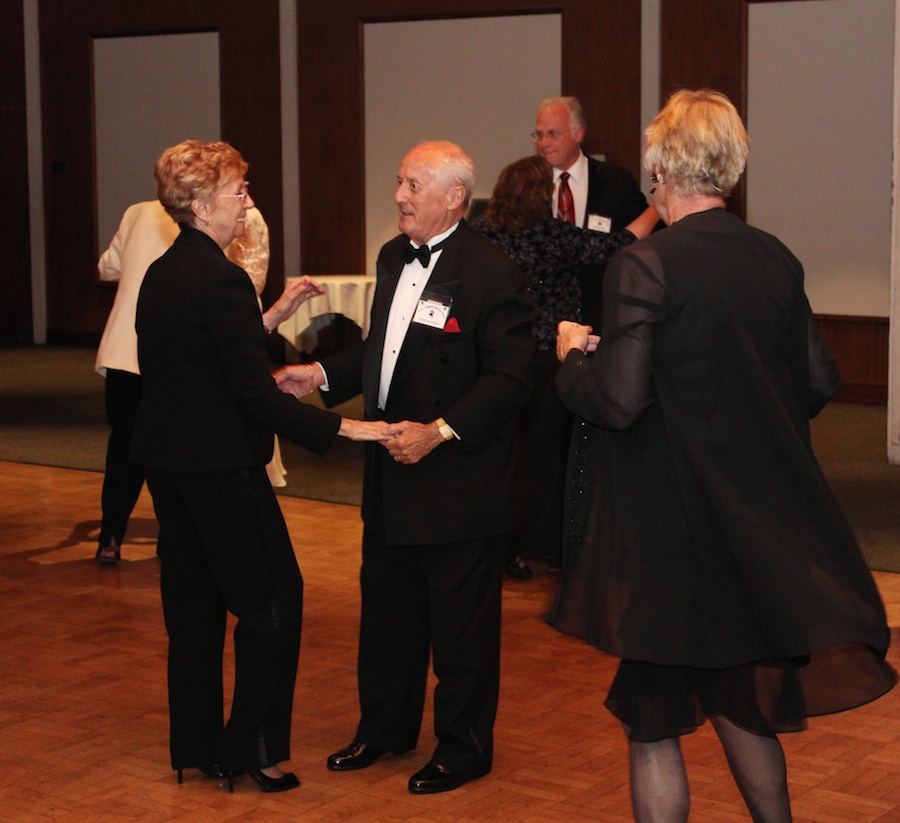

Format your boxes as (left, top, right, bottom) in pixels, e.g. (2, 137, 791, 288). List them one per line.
(155, 140, 248, 225)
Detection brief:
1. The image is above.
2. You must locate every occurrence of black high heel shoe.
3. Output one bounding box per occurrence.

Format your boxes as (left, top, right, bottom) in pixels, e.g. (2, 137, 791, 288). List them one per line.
(176, 766, 235, 793)
(248, 768, 300, 792)
(95, 537, 120, 565)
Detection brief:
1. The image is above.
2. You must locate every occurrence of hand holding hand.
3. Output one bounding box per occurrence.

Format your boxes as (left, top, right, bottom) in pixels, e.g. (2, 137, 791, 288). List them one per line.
(338, 419, 394, 441)
(556, 320, 593, 362)
(381, 420, 445, 465)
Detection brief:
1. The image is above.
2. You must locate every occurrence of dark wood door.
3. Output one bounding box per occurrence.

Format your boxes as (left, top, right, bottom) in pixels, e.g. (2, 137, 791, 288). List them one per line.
(39, 1, 283, 345)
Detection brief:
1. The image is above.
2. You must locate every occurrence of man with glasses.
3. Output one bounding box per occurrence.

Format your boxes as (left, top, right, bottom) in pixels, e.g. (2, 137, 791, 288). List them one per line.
(533, 96, 647, 326)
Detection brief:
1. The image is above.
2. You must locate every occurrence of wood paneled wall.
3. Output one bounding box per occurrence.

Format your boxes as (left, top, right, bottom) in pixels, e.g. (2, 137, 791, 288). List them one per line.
(659, 0, 748, 216)
(36, 0, 283, 346)
(817, 315, 889, 405)
(296, 0, 642, 275)
(4, 0, 889, 402)
(1, 0, 32, 343)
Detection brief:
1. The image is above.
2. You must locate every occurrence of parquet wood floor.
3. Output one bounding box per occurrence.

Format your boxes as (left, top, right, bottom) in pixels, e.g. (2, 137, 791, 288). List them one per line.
(2, 460, 900, 822)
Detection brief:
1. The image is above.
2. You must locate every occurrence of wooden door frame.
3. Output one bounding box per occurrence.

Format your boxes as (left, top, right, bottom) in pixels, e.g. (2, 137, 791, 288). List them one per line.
(296, 0, 643, 274)
(38, 1, 283, 344)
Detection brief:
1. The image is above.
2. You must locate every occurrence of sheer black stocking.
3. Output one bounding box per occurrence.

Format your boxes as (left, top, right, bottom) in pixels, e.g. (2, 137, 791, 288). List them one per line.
(627, 717, 792, 823)
(711, 715, 792, 822)
(628, 736, 690, 823)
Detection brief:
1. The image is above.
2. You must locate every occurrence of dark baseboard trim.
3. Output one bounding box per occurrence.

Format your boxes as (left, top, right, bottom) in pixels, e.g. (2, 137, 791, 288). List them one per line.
(815, 314, 888, 406)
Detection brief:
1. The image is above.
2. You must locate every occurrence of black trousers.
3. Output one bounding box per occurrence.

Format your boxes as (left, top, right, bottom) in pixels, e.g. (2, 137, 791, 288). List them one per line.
(100, 369, 145, 545)
(145, 466, 302, 771)
(354, 519, 504, 777)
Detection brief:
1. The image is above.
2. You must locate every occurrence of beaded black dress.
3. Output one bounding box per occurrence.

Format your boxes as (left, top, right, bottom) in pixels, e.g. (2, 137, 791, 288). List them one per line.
(550, 208, 895, 741)
(472, 217, 635, 563)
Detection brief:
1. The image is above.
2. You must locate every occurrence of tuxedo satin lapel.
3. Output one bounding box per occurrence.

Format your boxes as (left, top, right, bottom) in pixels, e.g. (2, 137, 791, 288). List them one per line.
(425, 221, 467, 290)
(584, 157, 611, 229)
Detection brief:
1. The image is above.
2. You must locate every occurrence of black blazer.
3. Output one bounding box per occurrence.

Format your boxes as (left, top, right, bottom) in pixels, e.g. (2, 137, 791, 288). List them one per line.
(578, 155, 648, 328)
(323, 220, 535, 546)
(131, 227, 341, 472)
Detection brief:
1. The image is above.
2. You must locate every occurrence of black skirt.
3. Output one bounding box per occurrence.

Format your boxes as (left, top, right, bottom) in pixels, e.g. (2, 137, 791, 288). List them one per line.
(606, 648, 895, 743)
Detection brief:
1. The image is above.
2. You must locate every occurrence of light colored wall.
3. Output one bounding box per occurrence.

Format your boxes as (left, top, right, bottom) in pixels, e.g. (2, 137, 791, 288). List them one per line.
(363, 14, 562, 275)
(746, 0, 893, 318)
(93, 33, 220, 252)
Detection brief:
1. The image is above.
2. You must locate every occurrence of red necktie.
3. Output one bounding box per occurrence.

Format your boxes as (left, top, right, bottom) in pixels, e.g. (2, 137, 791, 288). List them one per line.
(557, 172, 575, 225)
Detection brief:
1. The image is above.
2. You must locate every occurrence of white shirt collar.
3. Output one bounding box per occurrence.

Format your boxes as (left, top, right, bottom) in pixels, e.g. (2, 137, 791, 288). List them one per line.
(409, 221, 461, 250)
(554, 151, 588, 186)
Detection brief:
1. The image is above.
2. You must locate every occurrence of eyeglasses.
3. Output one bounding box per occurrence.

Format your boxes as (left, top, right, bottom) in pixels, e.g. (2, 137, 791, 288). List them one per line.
(649, 173, 660, 194)
(217, 182, 250, 203)
(530, 128, 573, 142)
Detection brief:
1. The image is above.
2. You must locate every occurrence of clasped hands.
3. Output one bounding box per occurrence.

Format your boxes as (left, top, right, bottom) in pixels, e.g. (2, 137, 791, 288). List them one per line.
(274, 364, 445, 464)
(556, 320, 600, 361)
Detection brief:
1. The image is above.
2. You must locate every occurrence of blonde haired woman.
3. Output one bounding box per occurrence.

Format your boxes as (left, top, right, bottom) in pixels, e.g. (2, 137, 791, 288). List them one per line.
(553, 90, 895, 822)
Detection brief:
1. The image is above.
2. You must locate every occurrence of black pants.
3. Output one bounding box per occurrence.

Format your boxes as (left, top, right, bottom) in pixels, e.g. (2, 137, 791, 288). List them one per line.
(354, 523, 504, 777)
(100, 369, 145, 546)
(145, 466, 303, 771)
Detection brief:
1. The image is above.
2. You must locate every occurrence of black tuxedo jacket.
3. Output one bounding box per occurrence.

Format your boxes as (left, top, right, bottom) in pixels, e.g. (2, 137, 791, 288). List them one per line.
(578, 155, 648, 327)
(323, 220, 535, 546)
(132, 227, 341, 472)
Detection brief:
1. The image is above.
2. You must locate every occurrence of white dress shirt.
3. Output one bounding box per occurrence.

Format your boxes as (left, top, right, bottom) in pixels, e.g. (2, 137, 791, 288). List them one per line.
(552, 151, 589, 228)
(378, 223, 459, 410)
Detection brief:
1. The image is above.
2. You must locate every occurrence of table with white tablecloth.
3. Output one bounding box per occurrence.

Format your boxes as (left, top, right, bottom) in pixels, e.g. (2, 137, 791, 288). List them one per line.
(277, 274, 376, 353)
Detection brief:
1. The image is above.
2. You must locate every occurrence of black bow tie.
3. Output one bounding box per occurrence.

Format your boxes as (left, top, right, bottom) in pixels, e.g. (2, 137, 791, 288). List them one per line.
(403, 237, 448, 268)
(403, 243, 431, 267)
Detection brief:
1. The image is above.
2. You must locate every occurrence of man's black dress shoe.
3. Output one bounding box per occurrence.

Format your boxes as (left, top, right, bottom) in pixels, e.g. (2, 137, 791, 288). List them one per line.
(248, 769, 300, 792)
(327, 741, 388, 771)
(505, 555, 533, 579)
(407, 762, 468, 794)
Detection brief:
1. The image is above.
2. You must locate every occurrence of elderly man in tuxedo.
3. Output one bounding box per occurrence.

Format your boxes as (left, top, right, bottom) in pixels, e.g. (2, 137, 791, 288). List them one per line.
(278, 140, 534, 794)
(534, 96, 648, 327)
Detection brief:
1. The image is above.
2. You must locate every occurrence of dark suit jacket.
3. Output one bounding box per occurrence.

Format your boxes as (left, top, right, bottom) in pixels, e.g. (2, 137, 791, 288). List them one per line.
(131, 227, 341, 472)
(323, 220, 535, 546)
(582, 155, 648, 233)
(578, 154, 648, 328)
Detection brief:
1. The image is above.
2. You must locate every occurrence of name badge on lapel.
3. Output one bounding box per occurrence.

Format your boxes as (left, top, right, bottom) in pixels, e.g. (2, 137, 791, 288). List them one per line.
(413, 290, 452, 329)
(587, 214, 612, 233)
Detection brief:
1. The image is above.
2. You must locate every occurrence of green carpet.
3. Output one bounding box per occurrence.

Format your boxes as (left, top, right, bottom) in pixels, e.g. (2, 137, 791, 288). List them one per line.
(0, 344, 364, 506)
(809, 401, 900, 574)
(2, 344, 899, 571)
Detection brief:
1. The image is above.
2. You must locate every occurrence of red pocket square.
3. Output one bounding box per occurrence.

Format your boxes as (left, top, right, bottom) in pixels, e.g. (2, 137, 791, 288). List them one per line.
(444, 317, 461, 333)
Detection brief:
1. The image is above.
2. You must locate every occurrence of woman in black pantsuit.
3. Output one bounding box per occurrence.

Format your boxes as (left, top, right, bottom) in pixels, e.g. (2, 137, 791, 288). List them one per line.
(131, 140, 387, 792)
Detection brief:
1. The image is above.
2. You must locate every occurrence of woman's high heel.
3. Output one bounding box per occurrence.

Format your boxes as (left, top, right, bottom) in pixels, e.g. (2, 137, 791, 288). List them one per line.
(248, 768, 299, 792)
